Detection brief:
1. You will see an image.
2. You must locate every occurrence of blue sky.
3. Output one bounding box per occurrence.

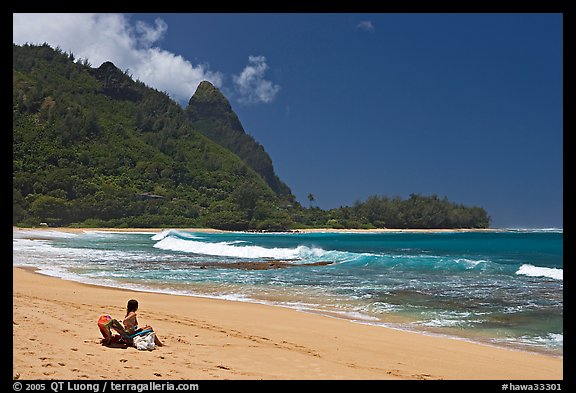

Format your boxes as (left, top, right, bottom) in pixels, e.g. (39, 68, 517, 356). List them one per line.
(13, 13, 563, 228)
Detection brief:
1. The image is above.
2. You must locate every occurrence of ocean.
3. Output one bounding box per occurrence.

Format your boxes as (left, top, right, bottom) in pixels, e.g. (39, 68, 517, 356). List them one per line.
(13, 228, 563, 357)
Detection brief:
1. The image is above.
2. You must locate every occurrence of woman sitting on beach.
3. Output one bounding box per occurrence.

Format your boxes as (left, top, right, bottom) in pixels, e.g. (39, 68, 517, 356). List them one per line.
(124, 299, 164, 347)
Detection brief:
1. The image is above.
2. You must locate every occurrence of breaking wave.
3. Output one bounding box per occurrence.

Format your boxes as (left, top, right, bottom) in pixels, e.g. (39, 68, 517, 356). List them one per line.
(516, 264, 563, 280)
(153, 236, 327, 260)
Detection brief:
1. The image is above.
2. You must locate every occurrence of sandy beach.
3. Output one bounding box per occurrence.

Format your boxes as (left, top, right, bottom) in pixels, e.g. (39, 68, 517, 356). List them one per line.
(13, 264, 562, 380)
(12, 226, 501, 235)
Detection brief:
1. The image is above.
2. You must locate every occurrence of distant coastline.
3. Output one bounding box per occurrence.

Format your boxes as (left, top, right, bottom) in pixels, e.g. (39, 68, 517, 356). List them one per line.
(14, 225, 563, 235)
(13, 226, 504, 235)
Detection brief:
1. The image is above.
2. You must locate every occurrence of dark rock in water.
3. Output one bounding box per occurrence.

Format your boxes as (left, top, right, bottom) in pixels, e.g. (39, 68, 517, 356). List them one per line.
(198, 260, 333, 270)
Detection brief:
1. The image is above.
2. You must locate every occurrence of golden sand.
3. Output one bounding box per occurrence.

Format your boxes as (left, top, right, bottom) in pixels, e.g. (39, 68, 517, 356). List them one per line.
(13, 266, 562, 380)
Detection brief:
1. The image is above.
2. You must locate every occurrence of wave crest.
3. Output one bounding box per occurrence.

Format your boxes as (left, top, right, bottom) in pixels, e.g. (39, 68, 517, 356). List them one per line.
(151, 229, 202, 241)
(153, 236, 327, 260)
(516, 264, 563, 280)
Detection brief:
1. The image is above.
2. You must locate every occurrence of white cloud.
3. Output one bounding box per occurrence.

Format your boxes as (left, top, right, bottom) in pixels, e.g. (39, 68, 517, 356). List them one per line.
(12, 13, 222, 104)
(356, 20, 375, 33)
(233, 55, 281, 104)
(135, 18, 168, 47)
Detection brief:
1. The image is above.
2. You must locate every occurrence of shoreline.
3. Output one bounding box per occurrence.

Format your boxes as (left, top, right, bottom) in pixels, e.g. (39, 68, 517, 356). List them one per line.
(13, 226, 563, 358)
(14, 225, 562, 236)
(13, 225, 508, 235)
(16, 263, 562, 359)
(13, 266, 563, 380)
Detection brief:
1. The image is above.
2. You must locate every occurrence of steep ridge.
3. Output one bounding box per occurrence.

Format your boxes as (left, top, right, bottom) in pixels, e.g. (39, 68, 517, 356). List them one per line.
(186, 81, 293, 199)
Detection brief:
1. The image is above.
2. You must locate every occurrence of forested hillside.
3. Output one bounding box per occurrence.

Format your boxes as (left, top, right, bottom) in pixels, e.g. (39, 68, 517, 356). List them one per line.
(13, 43, 294, 230)
(13, 43, 490, 230)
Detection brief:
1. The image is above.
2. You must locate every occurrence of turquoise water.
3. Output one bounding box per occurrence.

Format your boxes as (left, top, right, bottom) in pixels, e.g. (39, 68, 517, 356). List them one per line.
(13, 228, 563, 356)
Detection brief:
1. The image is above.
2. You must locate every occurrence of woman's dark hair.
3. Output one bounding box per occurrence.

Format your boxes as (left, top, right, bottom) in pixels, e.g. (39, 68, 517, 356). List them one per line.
(126, 299, 139, 316)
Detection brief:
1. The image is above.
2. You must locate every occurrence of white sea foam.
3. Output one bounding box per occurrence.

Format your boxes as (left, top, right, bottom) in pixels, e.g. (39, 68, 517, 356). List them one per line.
(419, 319, 466, 328)
(414, 310, 477, 328)
(516, 264, 563, 280)
(454, 258, 489, 269)
(502, 228, 563, 233)
(493, 333, 563, 351)
(153, 236, 327, 260)
(13, 229, 78, 239)
(13, 237, 51, 250)
(89, 230, 155, 236)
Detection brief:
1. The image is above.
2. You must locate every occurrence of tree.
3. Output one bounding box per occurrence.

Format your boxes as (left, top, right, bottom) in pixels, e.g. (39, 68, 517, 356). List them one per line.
(232, 182, 263, 220)
(307, 193, 315, 207)
(29, 195, 70, 226)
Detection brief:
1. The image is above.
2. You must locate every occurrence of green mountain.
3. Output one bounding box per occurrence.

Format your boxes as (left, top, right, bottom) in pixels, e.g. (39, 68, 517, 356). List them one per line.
(186, 81, 293, 199)
(12, 43, 490, 230)
(13, 43, 294, 230)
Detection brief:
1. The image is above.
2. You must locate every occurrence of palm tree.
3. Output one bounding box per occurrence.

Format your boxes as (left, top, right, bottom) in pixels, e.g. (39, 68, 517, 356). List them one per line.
(307, 193, 315, 207)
